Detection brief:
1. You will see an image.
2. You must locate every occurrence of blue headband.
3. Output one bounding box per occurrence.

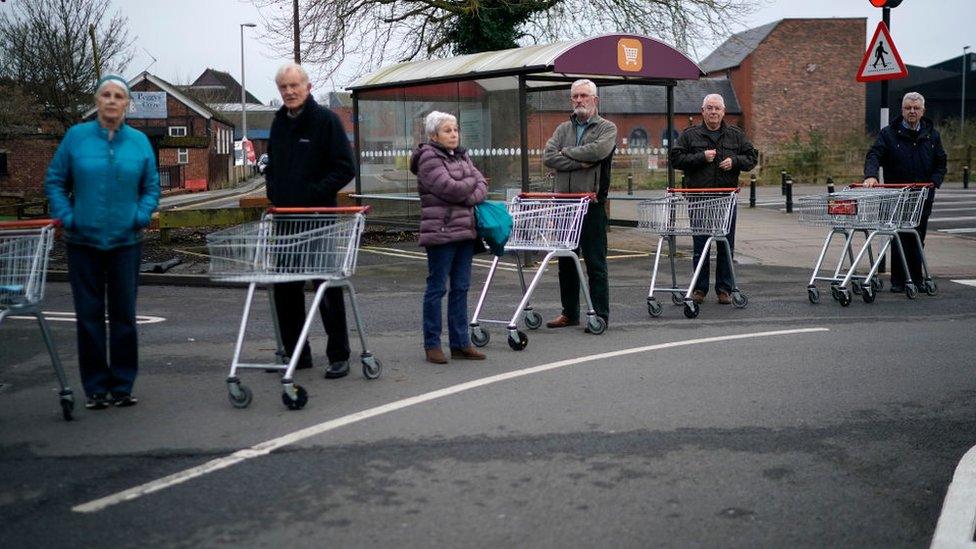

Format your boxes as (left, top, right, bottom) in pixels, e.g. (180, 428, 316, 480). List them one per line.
(96, 74, 130, 96)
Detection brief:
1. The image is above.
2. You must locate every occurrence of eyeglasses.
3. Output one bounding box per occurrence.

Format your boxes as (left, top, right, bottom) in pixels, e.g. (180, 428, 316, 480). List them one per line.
(571, 93, 593, 100)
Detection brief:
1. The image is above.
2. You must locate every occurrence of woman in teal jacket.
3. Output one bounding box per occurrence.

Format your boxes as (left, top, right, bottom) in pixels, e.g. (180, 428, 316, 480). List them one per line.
(44, 75, 160, 410)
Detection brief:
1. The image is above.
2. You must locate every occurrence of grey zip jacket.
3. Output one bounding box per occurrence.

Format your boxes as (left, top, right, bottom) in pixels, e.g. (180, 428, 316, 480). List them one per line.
(543, 113, 617, 199)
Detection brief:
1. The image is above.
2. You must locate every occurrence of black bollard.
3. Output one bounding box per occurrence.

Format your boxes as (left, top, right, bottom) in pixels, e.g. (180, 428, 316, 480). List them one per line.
(965, 166, 970, 190)
(749, 174, 756, 208)
(785, 178, 793, 213)
(781, 170, 787, 196)
(628, 173, 634, 195)
(827, 176, 835, 194)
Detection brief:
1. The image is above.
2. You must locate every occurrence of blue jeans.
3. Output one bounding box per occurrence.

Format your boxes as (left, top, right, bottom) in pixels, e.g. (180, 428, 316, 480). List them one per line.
(423, 240, 474, 349)
(67, 242, 142, 398)
(692, 209, 737, 295)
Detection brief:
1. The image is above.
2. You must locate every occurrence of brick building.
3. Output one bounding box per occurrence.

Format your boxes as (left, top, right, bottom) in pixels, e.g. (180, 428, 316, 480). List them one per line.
(0, 132, 60, 197)
(188, 68, 273, 159)
(700, 18, 867, 148)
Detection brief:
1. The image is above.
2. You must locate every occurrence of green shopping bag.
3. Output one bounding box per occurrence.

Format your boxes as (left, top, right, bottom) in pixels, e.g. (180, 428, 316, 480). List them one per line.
(474, 200, 512, 256)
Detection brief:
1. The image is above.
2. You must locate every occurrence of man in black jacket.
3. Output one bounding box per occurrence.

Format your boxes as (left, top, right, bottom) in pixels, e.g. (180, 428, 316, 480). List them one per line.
(863, 91, 947, 293)
(670, 94, 758, 305)
(266, 63, 356, 378)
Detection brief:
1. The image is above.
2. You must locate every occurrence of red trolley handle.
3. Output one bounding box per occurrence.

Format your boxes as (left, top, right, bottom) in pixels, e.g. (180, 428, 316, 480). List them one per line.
(518, 192, 596, 201)
(268, 206, 372, 215)
(0, 219, 60, 229)
(667, 187, 740, 193)
(849, 182, 934, 189)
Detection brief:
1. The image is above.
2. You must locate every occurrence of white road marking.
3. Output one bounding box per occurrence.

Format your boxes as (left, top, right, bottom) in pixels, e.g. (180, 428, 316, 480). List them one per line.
(932, 207, 976, 213)
(939, 228, 976, 234)
(931, 445, 976, 548)
(71, 327, 829, 513)
(6, 311, 166, 324)
(929, 216, 976, 223)
(951, 280, 976, 288)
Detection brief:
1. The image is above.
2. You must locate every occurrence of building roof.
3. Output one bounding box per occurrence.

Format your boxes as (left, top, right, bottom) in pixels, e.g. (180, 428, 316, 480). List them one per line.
(699, 20, 780, 74)
(349, 34, 703, 92)
(533, 78, 741, 114)
(83, 72, 232, 125)
(189, 68, 263, 104)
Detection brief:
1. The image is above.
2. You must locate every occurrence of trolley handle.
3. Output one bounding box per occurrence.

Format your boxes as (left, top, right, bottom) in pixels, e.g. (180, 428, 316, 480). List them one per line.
(0, 218, 60, 229)
(267, 206, 372, 215)
(667, 187, 740, 193)
(518, 192, 596, 201)
(849, 182, 933, 189)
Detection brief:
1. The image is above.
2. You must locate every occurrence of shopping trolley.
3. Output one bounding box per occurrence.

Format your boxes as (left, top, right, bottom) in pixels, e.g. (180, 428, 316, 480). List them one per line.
(638, 188, 745, 319)
(0, 220, 73, 420)
(206, 207, 381, 410)
(469, 193, 606, 351)
(796, 187, 901, 305)
(832, 183, 935, 305)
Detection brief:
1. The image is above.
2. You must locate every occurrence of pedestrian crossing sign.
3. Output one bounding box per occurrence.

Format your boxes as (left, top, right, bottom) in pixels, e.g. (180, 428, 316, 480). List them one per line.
(857, 21, 908, 82)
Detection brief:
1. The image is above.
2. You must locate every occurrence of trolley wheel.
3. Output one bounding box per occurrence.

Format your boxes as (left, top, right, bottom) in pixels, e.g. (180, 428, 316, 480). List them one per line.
(830, 284, 842, 302)
(905, 284, 918, 300)
(731, 291, 748, 309)
(808, 286, 821, 304)
(861, 285, 876, 304)
(923, 279, 938, 296)
(586, 315, 607, 335)
(59, 393, 74, 422)
(523, 310, 543, 330)
(470, 326, 490, 347)
(837, 289, 852, 307)
(683, 301, 700, 319)
(647, 299, 663, 317)
(228, 383, 253, 409)
(851, 280, 863, 295)
(281, 384, 308, 410)
(507, 331, 528, 351)
(871, 278, 884, 291)
(361, 356, 382, 380)
(671, 292, 684, 306)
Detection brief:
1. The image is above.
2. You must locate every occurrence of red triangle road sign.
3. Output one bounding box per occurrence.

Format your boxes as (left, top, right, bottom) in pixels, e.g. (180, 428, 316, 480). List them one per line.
(857, 21, 908, 82)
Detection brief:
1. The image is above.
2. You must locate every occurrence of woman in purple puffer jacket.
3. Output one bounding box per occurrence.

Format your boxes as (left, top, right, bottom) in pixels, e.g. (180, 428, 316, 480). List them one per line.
(410, 111, 489, 364)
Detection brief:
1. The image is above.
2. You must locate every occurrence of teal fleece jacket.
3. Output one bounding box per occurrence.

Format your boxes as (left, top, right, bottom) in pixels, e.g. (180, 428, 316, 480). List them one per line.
(44, 121, 160, 250)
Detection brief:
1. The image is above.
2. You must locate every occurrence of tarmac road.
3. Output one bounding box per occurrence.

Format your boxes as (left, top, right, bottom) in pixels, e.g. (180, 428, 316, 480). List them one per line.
(2, 240, 976, 547)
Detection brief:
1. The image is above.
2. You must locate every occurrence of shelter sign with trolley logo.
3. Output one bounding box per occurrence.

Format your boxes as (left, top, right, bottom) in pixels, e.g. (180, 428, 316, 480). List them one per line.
(856, 21, 908, 82)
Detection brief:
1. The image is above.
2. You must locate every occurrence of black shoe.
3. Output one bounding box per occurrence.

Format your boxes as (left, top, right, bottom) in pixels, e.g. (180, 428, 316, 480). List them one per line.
(889, 284, 905, 293)
(85, 393, 110, 410)
(324, 360, 349, 379)
(112, 394, 138, 407)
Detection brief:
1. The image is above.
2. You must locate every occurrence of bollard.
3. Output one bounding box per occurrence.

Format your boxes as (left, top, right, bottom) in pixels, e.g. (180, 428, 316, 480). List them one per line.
(749, 174, 756, 208)
(627, 173, 634, 195)
(781, 170, 787, 196)
(965, 166, 970, 190)
(785, 178, 793, 213)
(826, 176, 835, 194)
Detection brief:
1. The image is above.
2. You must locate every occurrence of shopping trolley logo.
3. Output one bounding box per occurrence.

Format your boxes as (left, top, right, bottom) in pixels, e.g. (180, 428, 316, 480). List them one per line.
(827, 199, 858, 216)
(617, 38, 642, 72)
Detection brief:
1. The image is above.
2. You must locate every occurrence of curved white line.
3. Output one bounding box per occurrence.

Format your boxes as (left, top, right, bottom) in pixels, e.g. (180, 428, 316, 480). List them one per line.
(72, 327, 829, 513)
(931, 445, 976, 548)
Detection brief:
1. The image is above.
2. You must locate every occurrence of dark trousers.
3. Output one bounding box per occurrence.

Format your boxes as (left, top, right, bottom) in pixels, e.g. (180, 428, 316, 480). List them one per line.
(692, 209, 737, 295)
(423, 239, 474, 349)
(890, 188, 935, 286)
(273, 281, 350, 366)
(66, 242, 142, 398)
(558, 202, 609, 321)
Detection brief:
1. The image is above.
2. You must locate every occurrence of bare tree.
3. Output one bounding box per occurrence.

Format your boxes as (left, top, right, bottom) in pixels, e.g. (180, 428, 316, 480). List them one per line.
(253, 0, 758, 84)
(0, 0, 134, 132)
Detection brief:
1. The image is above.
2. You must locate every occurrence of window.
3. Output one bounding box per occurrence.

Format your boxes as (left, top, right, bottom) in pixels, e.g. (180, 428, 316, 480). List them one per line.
(177, 148, 189, 164)
(168, 126, 188, 137)
(628, 128, 648, 148)
(0, 150, 8, 176)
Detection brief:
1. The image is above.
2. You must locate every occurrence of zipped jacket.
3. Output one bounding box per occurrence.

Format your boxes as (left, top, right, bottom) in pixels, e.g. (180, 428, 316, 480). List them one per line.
(543, 113, 617, 201)
(864, 116, 947, 188)
(669, 122, 758, 188)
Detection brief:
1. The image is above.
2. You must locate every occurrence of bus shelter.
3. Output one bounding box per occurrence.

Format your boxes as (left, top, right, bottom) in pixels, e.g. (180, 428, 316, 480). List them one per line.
(347, 34, 705, 221)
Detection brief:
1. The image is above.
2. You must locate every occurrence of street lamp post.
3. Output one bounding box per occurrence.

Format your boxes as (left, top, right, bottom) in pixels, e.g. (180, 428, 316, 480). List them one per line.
(240, 23, 257, 144)
(964, 45, 971, 134)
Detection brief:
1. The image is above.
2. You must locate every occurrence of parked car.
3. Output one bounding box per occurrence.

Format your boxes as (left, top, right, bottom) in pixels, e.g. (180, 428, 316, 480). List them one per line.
(257, 153, 269, 174)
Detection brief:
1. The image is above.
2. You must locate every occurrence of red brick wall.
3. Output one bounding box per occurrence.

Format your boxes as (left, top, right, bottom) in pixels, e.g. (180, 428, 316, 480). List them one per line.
(0, 136, 61, 196)
(158, 147, 209, 181)
(747, 18, 866, 148)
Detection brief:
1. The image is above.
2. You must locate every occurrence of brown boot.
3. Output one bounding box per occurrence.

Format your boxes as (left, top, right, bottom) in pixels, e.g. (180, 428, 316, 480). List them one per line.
(546, 314, 580, 328)
(425, 347, 448, 364)
(451, 346, 486, 360)
(717, 291, 732, 305)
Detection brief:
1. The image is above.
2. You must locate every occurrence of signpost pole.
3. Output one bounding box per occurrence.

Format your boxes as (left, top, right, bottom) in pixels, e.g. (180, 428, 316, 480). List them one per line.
(878, 6, 890, 272)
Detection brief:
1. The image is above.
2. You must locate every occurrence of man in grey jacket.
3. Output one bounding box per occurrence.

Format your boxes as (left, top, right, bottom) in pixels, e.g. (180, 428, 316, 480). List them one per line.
(542, 79, 617, 329)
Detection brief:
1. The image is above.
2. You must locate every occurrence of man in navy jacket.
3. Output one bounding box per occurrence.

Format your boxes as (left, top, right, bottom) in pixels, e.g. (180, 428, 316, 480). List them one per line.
(863, 92, 947, 292)
(266, 62, 356, 378)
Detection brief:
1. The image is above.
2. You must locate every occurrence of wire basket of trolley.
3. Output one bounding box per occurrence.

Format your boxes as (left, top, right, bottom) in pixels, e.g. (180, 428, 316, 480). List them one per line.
(0, 219, 74, 420)
(800, 183, 933, 306)
(797, 184, 933, 305)
(206, 206, 380, 410)
(468, 193, 606, 351)
(637, 187, 745, 319)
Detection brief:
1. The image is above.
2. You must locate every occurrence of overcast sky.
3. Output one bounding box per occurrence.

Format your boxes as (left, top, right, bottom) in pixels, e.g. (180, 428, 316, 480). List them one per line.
(107, 0, 973, 105)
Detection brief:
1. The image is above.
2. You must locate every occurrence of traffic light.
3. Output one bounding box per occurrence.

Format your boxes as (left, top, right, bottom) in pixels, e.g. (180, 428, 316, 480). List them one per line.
(869, 0, 904, 7)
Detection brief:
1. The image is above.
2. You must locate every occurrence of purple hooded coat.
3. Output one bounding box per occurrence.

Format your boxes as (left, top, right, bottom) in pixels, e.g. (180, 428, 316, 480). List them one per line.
(410, 142, 488, 247)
